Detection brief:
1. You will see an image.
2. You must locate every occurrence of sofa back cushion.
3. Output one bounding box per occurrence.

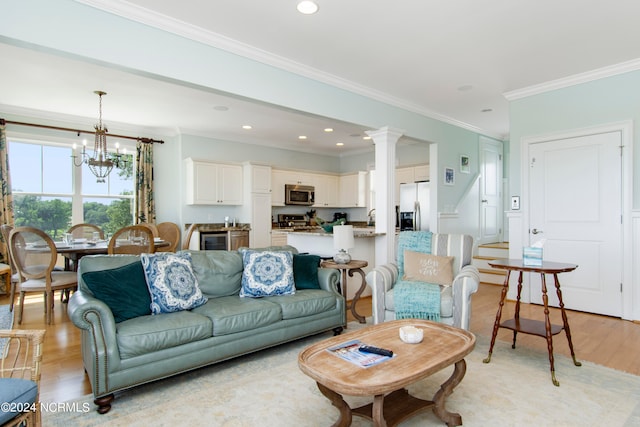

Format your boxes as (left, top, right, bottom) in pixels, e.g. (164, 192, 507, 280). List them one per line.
(181, 250, 244, 297)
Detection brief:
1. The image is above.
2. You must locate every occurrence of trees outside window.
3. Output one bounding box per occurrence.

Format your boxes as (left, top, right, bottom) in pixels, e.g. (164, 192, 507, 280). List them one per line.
(8, 140, 134, 238)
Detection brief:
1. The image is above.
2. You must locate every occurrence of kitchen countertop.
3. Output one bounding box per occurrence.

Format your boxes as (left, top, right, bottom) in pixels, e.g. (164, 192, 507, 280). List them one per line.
(272, 228, 384, 237)
(185, 223, 251, 232)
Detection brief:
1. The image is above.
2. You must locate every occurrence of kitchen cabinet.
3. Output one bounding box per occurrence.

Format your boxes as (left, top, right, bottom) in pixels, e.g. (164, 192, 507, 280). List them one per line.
(229, 230, 250, 251)
(313, 174, 340, 207)
(185, 158, 243, 205)
(339, 171, 367, 207)
(395, 165, 429, 205)
(241, 163, 272, 247)
(249, 192, 272, 247)
(271, 169, 315, 206)
(414, 164, 430, 182)
(250, 164, 272, 194)
(271, 231, 288, 246)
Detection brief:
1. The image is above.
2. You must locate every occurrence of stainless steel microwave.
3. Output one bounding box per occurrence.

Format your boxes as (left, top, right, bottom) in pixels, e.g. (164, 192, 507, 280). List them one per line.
(285, 184, 315, 206)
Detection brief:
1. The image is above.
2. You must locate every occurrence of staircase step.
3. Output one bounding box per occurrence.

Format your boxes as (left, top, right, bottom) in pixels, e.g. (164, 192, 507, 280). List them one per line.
(477, 246, 509, 258)
(473, 256, 505, 271)
(479, 268, 507, 285)
(479, 242, 509, 250)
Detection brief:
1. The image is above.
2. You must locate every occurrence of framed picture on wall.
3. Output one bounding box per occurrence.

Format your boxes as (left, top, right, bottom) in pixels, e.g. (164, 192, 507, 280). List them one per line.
(444, 167, 455, 186)
(460, 154, 470, 174)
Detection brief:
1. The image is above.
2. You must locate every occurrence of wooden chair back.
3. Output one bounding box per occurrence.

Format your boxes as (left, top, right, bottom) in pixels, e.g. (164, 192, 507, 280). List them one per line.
(9, 226, 78, 324)
(67, 223, 104, 240)
(182, 223, 197, 250)
(138, 222, 159, 237)
(0, 329, 46, 427)
(156, 222, 180, 252)
(108, 225, 156, 255)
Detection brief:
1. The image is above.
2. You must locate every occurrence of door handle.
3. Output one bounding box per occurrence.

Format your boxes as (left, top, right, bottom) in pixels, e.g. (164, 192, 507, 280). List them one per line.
(481, 199, 488, 203)
(531, 228, 543, 234)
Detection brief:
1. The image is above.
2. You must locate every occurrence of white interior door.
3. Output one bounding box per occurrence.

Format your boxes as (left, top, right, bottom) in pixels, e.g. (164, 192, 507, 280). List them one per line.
(479, 138, 503, 244)
(528, 131, 622, 316)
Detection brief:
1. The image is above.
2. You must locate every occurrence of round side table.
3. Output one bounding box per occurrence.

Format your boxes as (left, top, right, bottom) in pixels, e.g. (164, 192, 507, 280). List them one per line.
(320, 259, 368, 325)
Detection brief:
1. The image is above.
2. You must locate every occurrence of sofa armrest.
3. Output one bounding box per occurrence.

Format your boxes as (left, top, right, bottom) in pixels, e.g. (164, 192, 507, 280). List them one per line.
(317, 267, 341, 295)
(67, 291, 122, 384)
(451, 264, 480, 330)
(365, 262, 398, 325)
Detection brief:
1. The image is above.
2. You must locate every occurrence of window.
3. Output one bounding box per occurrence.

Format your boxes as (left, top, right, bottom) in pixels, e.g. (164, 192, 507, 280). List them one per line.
(8, 139, 135, 239)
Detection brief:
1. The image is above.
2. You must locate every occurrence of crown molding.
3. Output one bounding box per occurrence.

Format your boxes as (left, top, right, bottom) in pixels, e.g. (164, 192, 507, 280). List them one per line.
(74, 0, 504, 140)
(504, 58, 640, 101)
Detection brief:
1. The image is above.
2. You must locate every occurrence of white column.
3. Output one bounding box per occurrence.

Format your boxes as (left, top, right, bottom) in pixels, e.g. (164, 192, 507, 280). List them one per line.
(365, 126, 404, 266)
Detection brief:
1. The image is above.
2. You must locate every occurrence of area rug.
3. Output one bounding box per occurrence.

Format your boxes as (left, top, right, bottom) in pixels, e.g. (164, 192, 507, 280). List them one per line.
(43, 323, 640, 427)
(0, 304, 15, 358)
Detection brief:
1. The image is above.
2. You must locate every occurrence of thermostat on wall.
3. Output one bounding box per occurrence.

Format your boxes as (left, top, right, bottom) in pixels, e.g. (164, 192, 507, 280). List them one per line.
(511, 196, 520, 210)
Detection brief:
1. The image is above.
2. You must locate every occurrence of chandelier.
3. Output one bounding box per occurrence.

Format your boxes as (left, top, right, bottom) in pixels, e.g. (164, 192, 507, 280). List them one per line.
(72, 90, 128, 183)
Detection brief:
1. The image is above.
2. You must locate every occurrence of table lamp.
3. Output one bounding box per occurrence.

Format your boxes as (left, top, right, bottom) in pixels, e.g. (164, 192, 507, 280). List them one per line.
(333, 225, 354, 264)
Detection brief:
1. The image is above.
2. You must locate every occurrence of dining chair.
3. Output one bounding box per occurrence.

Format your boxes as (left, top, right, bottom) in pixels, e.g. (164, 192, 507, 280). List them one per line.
(0, 329, 46, 427)
(138, 222, 159, 237)
(107, 225, 156, 255)
(67, 223, 105, 240)
(9, 226, 78, 325)
(1, 224, 20, 312)
(156, 222, 180, 252)
(182, 223, 198, 250)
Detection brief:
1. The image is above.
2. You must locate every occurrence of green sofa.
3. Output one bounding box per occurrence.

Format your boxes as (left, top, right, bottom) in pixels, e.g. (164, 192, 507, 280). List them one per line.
(67, 246, 344, 414)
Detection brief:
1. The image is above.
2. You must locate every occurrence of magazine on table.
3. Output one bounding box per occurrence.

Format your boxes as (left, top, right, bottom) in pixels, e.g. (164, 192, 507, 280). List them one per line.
(326, 339, 393, 368)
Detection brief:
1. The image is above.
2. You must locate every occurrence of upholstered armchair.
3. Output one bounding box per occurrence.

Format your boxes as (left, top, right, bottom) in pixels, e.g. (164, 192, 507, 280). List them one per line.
(365, 232, 480, 330)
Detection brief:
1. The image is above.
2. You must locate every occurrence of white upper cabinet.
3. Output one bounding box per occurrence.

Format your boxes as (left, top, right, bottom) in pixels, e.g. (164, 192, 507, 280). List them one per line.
(185, 158, 243, 205)
(339, 171, 367, 207)
(271, 169, 318, 206)
(395, 165, 429, 204)
(250, 164, 272, 194)
(313, 174, 340, 207)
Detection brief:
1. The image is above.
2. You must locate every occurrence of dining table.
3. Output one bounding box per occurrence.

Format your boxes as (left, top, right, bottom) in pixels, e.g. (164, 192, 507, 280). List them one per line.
(55, 238, 169, 271)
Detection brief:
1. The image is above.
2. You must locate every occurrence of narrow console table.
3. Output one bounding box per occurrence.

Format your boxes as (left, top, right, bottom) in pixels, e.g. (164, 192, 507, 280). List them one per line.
(321, 259, 368, 325)
(483, 259, 582, 386)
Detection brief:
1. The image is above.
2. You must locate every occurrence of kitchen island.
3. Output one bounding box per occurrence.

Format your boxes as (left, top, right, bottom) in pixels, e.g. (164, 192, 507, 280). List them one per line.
(275, 228, 382, 302)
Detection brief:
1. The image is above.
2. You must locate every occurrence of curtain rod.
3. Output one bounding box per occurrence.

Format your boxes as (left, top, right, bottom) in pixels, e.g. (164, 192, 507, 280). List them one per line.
(0, 118, 164, 144)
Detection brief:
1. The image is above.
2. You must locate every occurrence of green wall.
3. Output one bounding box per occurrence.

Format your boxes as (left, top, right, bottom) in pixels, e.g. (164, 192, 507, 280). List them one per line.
(2, 0, 501, 224)
(509, 70, 640, 208)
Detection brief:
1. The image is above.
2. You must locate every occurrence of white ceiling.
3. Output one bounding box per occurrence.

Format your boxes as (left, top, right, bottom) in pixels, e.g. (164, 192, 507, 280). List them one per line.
(2, 0, 640, 155)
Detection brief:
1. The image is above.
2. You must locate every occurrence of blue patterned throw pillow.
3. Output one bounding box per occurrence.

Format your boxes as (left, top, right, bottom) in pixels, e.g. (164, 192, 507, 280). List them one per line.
(240, 250, 295, 298)
(141, 252, 207, 314)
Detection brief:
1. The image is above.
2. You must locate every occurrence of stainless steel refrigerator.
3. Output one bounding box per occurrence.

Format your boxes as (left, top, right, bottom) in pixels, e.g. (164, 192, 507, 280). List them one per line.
(399, 181, 430, 231)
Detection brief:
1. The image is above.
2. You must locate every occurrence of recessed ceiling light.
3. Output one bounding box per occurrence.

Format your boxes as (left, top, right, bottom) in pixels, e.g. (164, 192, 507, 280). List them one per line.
(336, 142, 344, 146)
(297, 1, 319, 15)
(242, 125, 252, 130)
(324, 128, 333, 132)
(213, 105, 229, 111)
(363, 136, 371, 140)
(298, 135, 307, 140)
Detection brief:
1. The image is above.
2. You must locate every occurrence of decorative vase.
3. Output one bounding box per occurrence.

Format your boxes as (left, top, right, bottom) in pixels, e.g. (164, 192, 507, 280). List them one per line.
(333, 249, 351, 264)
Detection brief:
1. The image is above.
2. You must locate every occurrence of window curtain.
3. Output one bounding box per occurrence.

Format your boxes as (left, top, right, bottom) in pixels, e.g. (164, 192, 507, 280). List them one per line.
(135, 141, 156, 224)
(0, 120, 15, 264)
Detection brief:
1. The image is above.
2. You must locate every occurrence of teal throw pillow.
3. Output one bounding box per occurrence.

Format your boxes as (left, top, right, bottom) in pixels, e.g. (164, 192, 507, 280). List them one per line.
(240, 250, 295, 298)
(141, 252, 208, 314)
(82, 261, 152, 323)
(293, 254, 321, 289)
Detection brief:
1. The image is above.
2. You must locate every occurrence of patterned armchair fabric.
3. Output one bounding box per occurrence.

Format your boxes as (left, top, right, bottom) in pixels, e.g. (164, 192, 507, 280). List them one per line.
(365, 233, 480, 330)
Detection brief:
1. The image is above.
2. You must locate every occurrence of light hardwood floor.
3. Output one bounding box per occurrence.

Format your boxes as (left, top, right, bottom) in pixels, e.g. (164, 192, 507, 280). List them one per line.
(2, 283, 639, 404)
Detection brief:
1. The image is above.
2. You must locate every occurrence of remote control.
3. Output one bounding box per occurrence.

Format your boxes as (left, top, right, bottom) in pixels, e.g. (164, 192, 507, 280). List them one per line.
(359, 345, 393, 357)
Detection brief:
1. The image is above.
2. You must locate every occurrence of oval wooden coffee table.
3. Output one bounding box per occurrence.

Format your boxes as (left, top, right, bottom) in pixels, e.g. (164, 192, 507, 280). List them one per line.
(298, 319, 475, 427)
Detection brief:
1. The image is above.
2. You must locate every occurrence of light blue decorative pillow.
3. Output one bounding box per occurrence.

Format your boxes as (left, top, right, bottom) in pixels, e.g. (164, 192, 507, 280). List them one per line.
(240, 250, 295, 298)
(141, 252, 208, 314)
